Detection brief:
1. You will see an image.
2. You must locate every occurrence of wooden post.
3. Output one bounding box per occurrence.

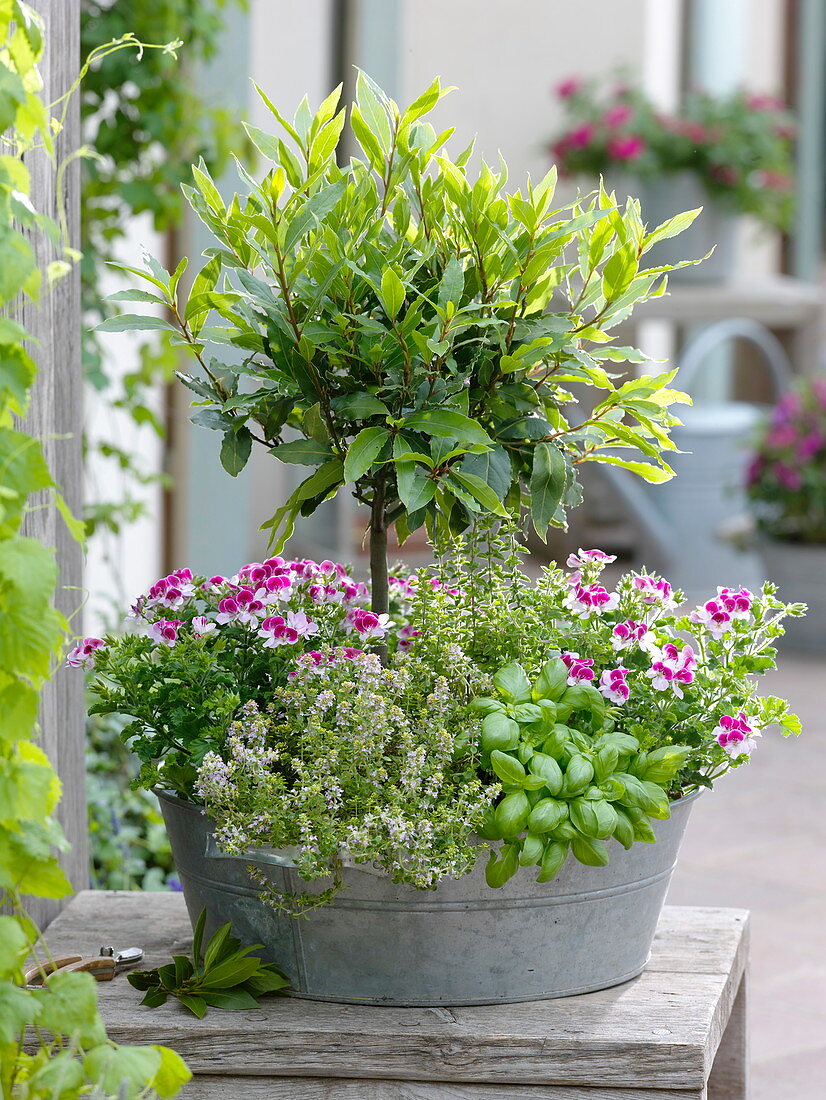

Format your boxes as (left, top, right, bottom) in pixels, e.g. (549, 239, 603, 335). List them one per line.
(21, 0, 86, 927)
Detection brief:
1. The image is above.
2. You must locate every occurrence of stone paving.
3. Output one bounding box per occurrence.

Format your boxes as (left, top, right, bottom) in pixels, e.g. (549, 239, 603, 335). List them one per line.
(666, 653, 826, 1098)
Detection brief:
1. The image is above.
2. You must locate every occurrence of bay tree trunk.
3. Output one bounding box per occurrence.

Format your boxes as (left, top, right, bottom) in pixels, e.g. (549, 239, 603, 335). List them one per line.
(369, 477, 389, 664)
(20, 0, 86, 927)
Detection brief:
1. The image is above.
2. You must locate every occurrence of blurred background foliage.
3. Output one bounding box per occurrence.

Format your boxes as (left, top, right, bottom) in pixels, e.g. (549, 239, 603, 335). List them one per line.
(81, 0, 247, 889)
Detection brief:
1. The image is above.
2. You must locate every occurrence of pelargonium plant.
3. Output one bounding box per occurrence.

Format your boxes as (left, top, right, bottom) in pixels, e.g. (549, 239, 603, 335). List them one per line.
(746, 379, 826, 543)
(73, 555, 416, 795)
(72, 530, 804, 903)
(550, 76, 795, 231)
(451, 543, 804, 885)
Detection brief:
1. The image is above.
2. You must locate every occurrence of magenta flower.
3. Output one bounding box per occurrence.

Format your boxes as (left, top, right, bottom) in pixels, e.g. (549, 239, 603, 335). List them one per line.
(607, 134, 645, 161)
(798, 431, 824, 460)
(689, 598, 733, 640)
(555, 76, 582, 99)
(341, 580, 369, 604)
(192, 616, 217, 638)
(717, 587, 753, 618)
(258, 615, 299, 648)
(745, 93, 785, 112)
(611, 619, 650, 651)
(389, 574, 417, 599)
(566, 548, 617, 569)
(345, 608, 390, 638)
(646, 643, 696, 698)
(563, 582, 619, 618)
(598, 667, 630, 704)
(150, 620, 182, 646)
(397, 624, 422, 651)
(567, 123, 594, 148)
(773, 462, 803, 490)
(767, 423, 797, 448)
(632, 574, 677, 609)
(288, 558, 320, 579)
(710, 163, 738, 187)
(745, 456, 763, 486)
(66, 637, 105, 669)
(317, 560, 347, 580)
(560, 652, 595, 685)
(602, 104, 633, 128)
(255, 574, 293, 601)
(714, 712, 760, 758)
(215, 596, 241, 624)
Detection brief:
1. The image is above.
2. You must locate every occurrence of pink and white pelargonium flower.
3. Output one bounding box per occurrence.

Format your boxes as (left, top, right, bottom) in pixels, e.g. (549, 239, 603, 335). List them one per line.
(714, 712, 761, 758)
(150, 620, 183, 646)
(144, 570, 195, 611)
(258, 611, 319, 648)
(562, 582, 619, 618)
(566, 548, 617, 569)
(192, 616, 217, 638)
(389, 574, 417, 600)
(717, 587, 754, 618)
(611, 619, 651, 652)
(598, 667, 631, 704)
(215, 588, 265, 625)
(66, 637, 105, 669)
(631, 574, 678, 610)
(560, 652, 595, 685)
(255, 574, 293, 602)
(689, 598, 733, 640)
(258, 616, 298, 647)
(397, 624, 422, 651)
(345, 608, 391, 639)
(645, 643, 697, 698)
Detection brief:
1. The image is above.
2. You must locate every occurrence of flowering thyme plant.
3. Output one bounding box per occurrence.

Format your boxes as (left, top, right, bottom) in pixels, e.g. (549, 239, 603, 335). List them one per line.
(550, 76, 795, 231)
(746, 379, 826, 543)
(75, 556, 414, 795)
(196, 650, 493, 911)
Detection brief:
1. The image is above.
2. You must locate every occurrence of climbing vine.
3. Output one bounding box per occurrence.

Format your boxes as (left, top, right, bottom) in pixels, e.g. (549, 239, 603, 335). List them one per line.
(0, 3, 188, 1094)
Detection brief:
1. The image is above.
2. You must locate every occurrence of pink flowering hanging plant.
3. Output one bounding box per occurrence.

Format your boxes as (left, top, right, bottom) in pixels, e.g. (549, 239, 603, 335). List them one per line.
(746, 379, 826, 543)
(549, 76, 795, 231)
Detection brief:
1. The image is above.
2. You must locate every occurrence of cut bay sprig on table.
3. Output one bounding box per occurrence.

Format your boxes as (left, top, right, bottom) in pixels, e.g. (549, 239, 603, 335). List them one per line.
(127, 910, 289, 1018)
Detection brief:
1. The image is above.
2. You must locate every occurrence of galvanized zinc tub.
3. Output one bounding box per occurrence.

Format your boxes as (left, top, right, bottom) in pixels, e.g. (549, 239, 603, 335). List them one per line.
(157, 789, 698, 1006)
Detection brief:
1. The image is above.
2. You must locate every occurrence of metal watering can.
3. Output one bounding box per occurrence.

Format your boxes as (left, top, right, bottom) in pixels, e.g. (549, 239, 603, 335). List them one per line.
(598, 318, 793, 604)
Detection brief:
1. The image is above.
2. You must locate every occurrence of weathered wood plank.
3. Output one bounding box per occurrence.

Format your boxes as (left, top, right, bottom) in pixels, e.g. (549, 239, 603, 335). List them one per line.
(706, 974, 747, 1100)
(20, 0, 86, 928)
(40, 894, 746, 1091)
(182, 1076, 707, 1099)
(647, 908, 749, 975)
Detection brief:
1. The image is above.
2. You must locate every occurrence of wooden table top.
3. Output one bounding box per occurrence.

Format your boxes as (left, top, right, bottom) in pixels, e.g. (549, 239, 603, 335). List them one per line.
(42, 891, 749, 1093)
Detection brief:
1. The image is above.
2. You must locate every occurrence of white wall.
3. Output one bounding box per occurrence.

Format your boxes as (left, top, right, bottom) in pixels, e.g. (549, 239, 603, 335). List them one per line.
(399, 0, 648, 188)
(84, 215, 164, 633)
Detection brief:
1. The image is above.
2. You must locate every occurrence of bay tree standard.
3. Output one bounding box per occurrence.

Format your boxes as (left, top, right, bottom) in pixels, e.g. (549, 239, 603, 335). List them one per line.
(103, 74, 699, 646)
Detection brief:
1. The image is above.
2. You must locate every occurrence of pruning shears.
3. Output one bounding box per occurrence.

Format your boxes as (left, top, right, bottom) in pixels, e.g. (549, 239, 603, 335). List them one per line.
(24, 946, 144, 986)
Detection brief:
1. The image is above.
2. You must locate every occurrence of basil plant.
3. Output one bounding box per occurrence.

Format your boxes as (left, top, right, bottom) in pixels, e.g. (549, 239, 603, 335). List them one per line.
(102, 73, 697, 622)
